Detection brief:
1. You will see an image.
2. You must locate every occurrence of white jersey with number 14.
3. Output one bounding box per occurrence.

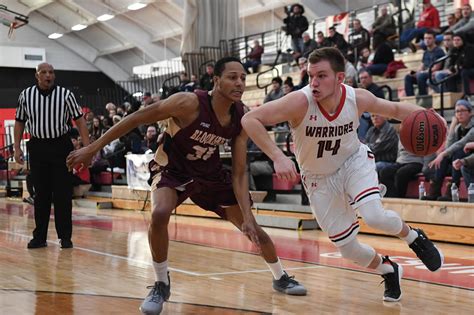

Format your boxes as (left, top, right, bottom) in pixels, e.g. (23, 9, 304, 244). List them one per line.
(291, 84, 361, 175)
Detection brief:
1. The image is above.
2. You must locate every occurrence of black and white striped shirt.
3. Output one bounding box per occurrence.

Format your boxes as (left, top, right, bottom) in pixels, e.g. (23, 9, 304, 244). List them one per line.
(15, 85, 83, 139)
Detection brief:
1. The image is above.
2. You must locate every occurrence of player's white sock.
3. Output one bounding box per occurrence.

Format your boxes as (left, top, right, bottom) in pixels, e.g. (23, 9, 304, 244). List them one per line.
(400, 228, 418, 245)
(153, 260, 169, 285)
(375, 255, 395, 274)
(266, 257, 285, 280)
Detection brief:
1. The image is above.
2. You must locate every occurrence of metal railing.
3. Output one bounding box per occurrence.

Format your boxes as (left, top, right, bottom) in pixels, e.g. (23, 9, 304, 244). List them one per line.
(429, 54, 458, 117)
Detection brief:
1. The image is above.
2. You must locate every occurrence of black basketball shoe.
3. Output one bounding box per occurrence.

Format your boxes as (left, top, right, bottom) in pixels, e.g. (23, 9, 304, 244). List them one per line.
(380, 256, 403, 302)
(409, 228, 443, 271)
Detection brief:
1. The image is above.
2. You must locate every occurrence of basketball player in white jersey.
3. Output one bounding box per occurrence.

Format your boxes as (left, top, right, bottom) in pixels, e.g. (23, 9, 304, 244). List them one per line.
(242, 47, 443, 302)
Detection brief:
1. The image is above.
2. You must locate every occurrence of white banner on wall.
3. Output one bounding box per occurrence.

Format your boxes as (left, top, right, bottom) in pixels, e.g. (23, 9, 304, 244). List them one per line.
(126, 154, 154, 191)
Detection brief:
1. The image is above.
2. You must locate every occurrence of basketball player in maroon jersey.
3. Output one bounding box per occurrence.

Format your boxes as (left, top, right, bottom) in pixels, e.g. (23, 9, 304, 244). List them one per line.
(242, 48, 444, 303)
(67, 57, 306, 315)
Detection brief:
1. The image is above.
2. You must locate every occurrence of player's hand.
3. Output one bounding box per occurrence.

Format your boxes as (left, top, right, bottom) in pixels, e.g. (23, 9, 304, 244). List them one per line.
(452, 159, 464, 171)
(273, 155, 298, 181)
(66, 147, 94, 171)
(14, 148, 24, 165)
(241, 218, 261, 250)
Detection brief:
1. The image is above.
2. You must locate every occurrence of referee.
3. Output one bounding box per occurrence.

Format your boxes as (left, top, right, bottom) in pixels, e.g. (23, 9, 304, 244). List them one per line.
(13, 63, 90, 249)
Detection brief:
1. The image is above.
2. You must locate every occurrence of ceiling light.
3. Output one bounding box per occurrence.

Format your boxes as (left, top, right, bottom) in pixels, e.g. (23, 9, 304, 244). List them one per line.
(48, 33, 63, 39)
(71, 24, 87, 31)
(128, 2, 147, 10)
(97, 14, 115, 21)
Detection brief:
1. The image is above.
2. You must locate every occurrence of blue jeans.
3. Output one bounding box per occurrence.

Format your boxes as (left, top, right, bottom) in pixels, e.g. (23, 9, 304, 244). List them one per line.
(404, 71, 429, 96)
(291, 37, 304, 54)
(400, 27, 427, 47)
(376, 161, 396, 174)
(435, 148, 468, 186)
(461, 165, 474, 188)
(461, 68, 474, 95)
(431, 71, 459, 93)
(366, 64, 388, 76)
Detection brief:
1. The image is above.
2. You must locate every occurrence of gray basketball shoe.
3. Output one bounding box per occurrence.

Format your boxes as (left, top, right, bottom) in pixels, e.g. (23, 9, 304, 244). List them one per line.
(139, 276, 170, 315)
(273, 272, 307, 295)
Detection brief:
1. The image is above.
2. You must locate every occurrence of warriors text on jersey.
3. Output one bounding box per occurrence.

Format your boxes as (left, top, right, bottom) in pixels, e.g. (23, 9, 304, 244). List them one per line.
(152, 89, 245, 182)
(291, 84, 360, 175)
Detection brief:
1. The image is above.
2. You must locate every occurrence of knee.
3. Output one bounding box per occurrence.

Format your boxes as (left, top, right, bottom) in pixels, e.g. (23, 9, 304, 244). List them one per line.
(358, 200, 403, 234)
(339, 239, 376, 267)
(150, 207, 172, 227)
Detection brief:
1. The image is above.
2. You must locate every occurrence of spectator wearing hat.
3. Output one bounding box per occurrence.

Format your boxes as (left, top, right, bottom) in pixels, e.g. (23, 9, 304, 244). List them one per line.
(282, 4, 309, 59)
(425, 99, 473, 200)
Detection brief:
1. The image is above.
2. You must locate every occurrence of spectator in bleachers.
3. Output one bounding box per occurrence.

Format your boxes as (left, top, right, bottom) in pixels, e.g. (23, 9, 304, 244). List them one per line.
(243, 40, 264, 74)
(344, 57, 358, 84)
(356, 47, 373, 71)
(454, 7, 463, 23)
(294, 57, 309, 90)
(108, 108, 117, 118)
(142, 92, 154, 108)
(357, 69, 384, 142)
(358, 69, 385, 99)
(365, 40, 394, 76)
(102, 116, 113, 134)
(453, 141, 474, 189)
(425, 99, 473, 200)
(283, 77, 295, 95)
(441, 13, 458, 34)
(178, 72, 192, 92)
(379, 141, 424, 198)
(89, 116, 105, 139)
(187, 74, 200, 91)
(344, 76, 358, 88)
(371, 6, 396, 48)
(430, 32, 458, 93)
(400, 0, 440, 51)
(142, 125, 159, 153)
(112, 115, 122, 125)
(105, 102, 116, 113)
(348, 19, 370, 60)
(328, 26, 349, 56)
(200, 63, 214, 91)
(315, 31, 332, 49)
(264, 77, 284, 103)
(404, 31, 445, 96)
(450, 34, 474, 97)
(282, 4, 309, 60)
(365, 114, 399, 175)
(447, 4, 473, 38)
(301, 32, 318, 59)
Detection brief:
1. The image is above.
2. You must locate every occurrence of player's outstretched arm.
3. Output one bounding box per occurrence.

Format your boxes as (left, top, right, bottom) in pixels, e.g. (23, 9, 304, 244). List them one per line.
(66, 92, 197, 169)
(356, 88, 423, 121)
(231, 130, 260, 245)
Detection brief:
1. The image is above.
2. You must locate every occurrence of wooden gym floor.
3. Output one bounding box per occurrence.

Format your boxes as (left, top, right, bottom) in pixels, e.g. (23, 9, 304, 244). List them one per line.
(0, 199, 472, 314)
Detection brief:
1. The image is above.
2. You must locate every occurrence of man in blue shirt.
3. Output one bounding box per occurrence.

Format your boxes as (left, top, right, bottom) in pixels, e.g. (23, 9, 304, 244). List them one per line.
(404, 30, 445, 96)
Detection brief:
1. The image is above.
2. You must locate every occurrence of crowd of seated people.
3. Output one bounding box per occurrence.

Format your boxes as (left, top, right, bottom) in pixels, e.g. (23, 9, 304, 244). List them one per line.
(59, 1, 474, 203)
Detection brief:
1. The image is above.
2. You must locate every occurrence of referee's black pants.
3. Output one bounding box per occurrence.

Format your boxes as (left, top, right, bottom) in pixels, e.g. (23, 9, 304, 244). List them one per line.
(27, 135, 74, 242)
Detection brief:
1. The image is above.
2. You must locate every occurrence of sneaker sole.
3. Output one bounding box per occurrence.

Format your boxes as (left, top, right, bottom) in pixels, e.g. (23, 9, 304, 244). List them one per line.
(272, 286, 307, 296)
(428, 245, 444, 272)
(383, 265, 403, 302)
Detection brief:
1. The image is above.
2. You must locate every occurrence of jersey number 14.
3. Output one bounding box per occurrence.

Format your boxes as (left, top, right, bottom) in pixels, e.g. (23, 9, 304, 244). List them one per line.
(316, 139, 341, 158)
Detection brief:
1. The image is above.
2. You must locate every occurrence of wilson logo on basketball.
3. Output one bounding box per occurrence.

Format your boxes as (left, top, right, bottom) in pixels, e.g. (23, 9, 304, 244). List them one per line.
(416, 121, 425, 152)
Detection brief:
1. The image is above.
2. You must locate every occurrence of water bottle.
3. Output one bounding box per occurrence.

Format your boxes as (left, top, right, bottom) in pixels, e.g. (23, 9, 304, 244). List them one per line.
(468, 183, 474, 203)
(451, 183, 460, 202)
(418, 181, 425, 199)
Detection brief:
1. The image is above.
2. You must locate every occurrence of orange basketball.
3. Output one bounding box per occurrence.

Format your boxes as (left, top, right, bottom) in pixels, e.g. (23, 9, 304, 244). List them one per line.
(399, 110, 446, 156)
